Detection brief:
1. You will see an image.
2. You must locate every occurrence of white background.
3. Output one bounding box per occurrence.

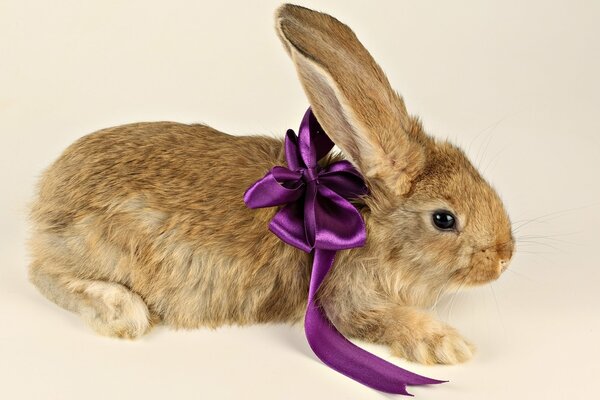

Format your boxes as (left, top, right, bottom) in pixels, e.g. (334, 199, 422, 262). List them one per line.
(1, 1, 599, 399)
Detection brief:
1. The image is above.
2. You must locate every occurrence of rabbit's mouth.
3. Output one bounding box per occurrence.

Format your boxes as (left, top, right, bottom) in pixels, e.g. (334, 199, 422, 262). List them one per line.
(450, 240, 515, 287)
(451, 266, 499, 287)
(452, 254, 511, 287)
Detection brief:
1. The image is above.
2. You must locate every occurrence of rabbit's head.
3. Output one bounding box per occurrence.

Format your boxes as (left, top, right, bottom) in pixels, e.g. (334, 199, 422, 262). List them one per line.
(276, 4, 514, 289)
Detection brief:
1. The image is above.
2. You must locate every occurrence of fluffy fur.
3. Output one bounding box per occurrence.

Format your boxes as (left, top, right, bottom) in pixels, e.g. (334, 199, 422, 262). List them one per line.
(28, 4, 514, 365)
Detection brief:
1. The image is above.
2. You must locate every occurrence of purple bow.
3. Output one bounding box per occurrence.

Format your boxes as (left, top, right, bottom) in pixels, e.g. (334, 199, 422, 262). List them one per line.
(244, 108, 368, 252)
(244, 109, 444, 395)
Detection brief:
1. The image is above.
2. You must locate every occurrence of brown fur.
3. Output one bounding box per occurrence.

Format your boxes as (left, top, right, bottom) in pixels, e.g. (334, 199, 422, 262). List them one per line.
(28, 4, 514, 365)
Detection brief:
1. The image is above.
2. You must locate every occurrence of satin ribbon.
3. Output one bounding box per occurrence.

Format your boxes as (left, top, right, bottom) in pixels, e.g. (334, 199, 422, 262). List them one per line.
(244, 108, 444, 395)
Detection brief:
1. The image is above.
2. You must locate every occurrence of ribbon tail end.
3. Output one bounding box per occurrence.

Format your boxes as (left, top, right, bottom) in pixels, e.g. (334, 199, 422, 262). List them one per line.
(404, 376, 448, 386)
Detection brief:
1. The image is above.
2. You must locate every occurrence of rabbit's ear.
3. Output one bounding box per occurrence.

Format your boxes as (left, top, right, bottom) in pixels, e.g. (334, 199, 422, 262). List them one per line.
(275, 4, 426, 196)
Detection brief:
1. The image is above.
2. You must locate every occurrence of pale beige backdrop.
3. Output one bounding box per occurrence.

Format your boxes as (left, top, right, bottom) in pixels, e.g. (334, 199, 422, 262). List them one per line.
(1, 0, 599, 399)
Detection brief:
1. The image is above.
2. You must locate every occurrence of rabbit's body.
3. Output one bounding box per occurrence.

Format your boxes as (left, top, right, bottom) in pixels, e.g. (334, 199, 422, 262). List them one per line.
(29, 122, 314, 334)
(29, 4, 515, 365)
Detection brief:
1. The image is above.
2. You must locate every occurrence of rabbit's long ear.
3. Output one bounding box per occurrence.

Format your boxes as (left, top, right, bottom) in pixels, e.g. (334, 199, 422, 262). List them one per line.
(276, 4, 426, 196)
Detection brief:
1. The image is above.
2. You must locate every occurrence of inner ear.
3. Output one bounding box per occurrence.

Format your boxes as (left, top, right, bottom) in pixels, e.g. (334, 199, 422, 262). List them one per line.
(295, 55, 366, 169)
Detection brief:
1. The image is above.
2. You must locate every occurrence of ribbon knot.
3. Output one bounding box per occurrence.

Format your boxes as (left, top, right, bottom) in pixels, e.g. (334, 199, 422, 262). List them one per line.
(244, 108, 444, 395)
(302, 167, 319, 183)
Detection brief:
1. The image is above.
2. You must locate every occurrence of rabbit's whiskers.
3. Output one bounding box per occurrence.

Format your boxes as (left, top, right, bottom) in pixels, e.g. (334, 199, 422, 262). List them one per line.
(430, 275, 455, 312)
(444, 266, 474, 323)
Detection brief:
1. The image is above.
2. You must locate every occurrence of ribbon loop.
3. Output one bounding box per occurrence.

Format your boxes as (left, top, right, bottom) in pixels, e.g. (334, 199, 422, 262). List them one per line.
(244, 108, 444, 395)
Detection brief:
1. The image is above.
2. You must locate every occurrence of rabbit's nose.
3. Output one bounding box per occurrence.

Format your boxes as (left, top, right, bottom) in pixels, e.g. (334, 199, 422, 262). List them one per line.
(495, 241, 514, 262)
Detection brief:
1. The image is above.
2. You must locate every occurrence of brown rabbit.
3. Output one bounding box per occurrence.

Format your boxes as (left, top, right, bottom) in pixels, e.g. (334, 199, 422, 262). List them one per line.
(28, 4, 514, 365)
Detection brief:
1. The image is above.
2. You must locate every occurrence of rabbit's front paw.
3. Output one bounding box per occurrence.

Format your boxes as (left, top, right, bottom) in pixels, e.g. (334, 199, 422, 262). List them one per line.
(391, 322, 475, 365)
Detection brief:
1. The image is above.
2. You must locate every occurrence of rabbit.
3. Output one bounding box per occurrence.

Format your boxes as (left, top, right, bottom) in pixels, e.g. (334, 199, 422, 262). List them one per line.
(28, 3, 514, 366)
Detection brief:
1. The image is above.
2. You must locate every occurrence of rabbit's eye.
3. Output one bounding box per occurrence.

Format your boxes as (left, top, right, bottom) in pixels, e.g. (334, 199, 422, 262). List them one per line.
(432, 210, 456, 231)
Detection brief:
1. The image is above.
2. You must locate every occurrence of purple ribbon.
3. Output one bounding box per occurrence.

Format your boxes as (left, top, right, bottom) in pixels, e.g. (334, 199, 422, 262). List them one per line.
(244, 109, 445, 395)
